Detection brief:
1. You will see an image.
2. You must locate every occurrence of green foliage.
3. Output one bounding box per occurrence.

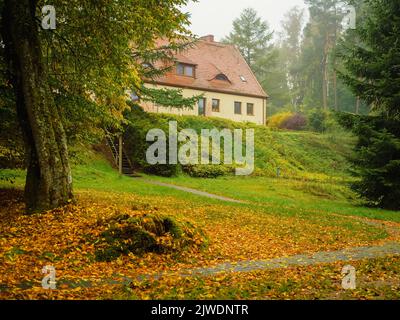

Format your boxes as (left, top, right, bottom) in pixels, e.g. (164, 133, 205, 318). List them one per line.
(123, 107, 353, 181)
(337, 113, 400, 210)
(139, 85, 202, 109)
(337, 0, 400, 117)
(307, 109, 329, 133)
(123, 104, 238, 178)
(123, 103, 180, 177)
(183, 164, 234, 178)
(223, 8, 273, 68)
(291, 0, 362, 112)
(279, 6, 305, 107)
(0, 143, 24, 169)
(257, 47, 291, 108)
(352, 129, 400, 209)
(0, 169, 16, 184)
(0, 67, 24, 167)
(1, 0, 196, 150)
(223, 8, 291, 108)
(335, 0, 400, 209)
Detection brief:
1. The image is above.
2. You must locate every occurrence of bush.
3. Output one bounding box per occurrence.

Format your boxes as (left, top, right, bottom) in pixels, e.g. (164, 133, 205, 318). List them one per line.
(267, 112, 307, 131)
(123, 104, 237, 178)
(267, 112, 294, 129)
(183, 164, 234, 178)
(123, 103, 180, 177)
(94, 213, 207, 262)
(307, 109, 328, 133)
(281, 113, 308, 131)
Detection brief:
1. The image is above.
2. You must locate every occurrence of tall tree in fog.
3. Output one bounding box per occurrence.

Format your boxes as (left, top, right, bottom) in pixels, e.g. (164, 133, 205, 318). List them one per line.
(223, 8, 274, 69)
(224, 8, 290, 109)
(296, 0, 356, 111)
(279, 6, 304, 108)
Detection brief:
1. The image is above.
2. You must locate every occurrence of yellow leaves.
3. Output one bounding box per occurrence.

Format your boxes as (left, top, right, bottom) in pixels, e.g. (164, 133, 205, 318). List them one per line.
(116, 259, 124, 266)
(1, 187, 399, 300)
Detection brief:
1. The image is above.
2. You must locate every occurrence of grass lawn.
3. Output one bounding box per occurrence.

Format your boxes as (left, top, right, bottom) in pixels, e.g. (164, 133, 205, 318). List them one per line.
(143, 174, 400, 223)
(1, 154, 400, 300)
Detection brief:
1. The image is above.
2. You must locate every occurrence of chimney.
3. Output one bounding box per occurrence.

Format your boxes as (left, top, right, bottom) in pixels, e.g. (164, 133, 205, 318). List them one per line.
(201, 35, 214, 42)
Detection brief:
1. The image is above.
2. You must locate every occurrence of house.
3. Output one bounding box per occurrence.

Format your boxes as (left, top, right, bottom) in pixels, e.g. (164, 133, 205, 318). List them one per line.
(141, 35, 269, 125)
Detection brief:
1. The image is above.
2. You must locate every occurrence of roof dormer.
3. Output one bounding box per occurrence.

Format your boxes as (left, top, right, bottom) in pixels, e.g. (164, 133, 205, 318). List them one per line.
(214, 73, 230, 82)
(176, 62, 196, 78)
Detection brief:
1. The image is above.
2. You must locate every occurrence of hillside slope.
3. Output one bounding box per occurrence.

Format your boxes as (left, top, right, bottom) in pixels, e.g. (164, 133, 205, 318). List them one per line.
(124, 107, 355, 182)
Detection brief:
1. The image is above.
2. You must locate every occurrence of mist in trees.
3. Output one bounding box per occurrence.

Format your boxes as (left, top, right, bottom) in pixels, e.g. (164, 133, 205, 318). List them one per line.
(223, 1, 400, 209)
(223, 2, 368, 115)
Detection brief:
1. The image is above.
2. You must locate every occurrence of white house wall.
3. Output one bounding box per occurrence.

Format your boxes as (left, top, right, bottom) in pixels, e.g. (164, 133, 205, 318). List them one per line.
(141, 83, 266, 125)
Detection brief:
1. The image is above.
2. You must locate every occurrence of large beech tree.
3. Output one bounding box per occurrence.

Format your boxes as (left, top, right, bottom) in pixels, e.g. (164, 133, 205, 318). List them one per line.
(0, 0, 194, 213)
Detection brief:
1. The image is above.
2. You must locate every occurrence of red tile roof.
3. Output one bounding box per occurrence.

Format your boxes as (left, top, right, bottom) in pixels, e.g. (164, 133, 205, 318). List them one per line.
(148, 37, 268, 99)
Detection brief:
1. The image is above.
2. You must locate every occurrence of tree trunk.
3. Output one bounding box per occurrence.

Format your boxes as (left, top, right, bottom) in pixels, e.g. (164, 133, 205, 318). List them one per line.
(333, 70, 338, 111)
(356, 96, 360, 114)
(1, 0, 73, 213)
(322, 32, 329, 110)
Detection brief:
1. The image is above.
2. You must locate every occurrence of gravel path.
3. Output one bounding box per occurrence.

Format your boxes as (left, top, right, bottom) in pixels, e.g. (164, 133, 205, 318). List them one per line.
(163, 242, 400, 279)
(138, 178, 245, 204)
(3, 242, 399, 292)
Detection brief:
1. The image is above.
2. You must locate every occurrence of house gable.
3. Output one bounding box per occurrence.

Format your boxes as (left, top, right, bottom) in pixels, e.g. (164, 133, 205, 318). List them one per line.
(148, 36, 268, 99)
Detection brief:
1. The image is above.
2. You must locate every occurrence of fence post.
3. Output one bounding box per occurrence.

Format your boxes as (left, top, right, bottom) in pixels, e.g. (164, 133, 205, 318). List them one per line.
(119, 134, 123, 175)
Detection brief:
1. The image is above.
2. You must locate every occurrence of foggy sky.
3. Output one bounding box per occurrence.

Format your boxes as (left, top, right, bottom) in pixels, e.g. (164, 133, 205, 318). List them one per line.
(182, 0, 307, 41)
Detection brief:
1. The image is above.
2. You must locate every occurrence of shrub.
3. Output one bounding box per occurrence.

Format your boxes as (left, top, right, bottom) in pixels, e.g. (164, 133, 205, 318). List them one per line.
(183, 164, 234, 178)
(281, 113, 308, 131)
(267, 112, 307, 131)
(123, 103, 180, 177)
(94, 213, 207, 262)
(123, 104, 237, 178)
(267, 112, 294, 129)
(307, 109, 328, 133)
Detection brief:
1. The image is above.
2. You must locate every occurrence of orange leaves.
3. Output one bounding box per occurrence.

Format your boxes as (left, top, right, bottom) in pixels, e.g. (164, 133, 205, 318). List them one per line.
(1, 187, 399, 300)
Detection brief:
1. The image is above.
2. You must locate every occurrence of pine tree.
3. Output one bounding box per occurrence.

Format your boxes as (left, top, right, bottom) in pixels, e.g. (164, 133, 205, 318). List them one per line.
(223, 8, 291, 108)
(337, 0, 400, 210)
(338, 0, 400, 117)
(279, 6, 305, 108)
(223, 8, 273, 68)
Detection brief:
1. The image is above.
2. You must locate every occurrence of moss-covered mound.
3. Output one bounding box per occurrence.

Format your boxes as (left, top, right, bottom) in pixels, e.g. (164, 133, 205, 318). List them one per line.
(94, 213, 207, 262)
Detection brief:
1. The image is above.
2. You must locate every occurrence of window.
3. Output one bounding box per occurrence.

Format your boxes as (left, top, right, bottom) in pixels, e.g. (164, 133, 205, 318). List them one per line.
(215, 73, 229, 81)
(212, 99, 220, 112)
(247, 103, 254, 116)
(177, 63, 195, 77)
(240, 75, 247, 82)
(198, 98, 206, 116)
(234, 102, 242, 115)
(177, 63, 185, 75)
(185, 65, 194, 77)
